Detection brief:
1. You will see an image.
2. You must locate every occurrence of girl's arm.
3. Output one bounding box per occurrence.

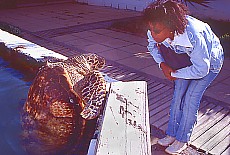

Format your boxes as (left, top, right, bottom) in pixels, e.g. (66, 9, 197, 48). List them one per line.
(147, 30, 165, 64)
(171, 33, 210, 79)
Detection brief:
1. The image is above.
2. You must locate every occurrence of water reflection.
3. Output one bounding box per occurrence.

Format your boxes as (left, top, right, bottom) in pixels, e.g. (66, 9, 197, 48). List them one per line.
(0, 58, 30, 155)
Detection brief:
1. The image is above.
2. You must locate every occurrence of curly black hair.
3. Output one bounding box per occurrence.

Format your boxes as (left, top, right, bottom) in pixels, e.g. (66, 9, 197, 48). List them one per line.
(143, 0, 190, 35)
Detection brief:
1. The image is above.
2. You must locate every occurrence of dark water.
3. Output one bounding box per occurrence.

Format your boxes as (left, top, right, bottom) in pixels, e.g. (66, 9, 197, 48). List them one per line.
(0, 57, 31, 155)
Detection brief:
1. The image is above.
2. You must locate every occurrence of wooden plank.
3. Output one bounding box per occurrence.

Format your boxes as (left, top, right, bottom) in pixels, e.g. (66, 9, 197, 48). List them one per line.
(160, 120, 169, 131)
(191, 108, 228, 142)
(202, 123, 230, 153)
(151, 100, 171, 128)
(189, 103, 220, 137)
(192, 112, 230, 149)
(149, 98, 171, 118)
(221, 146, 230, 155)
(151, 106, 170, 129)
(149, 96, 171, 131)
(129, 74, 152, 81)
(159, 101, 212, 132)
(197, 104, 222, 125)
(147, 83, 167, 95)
(152, 101, 224, 133)
(104, 67, 124, 76)
(150, 92, 209, 131)
(148, 85, 171, 99)
(117, 71, 137, 80)
(154, 114, 169, 128)
(95, 81, 151, 155)
(101, 65, 117, 73)
(197, 103, 218, 120)
(197, 101, 210, 116)
(147, 81, 162, 91)
(121, 73, 143, 81)
(150, 108, 169, 127)
(103, 68, 126, 79)
(148, 96, 171, 112)
(130, 76, 151, 82)
(148, 82, 164, 89)
(148, 90, 172, 112)
(147, 80, 160, 87)
(148, 87, 173, 101)
(150, 100, 170, 119)
(109, 70, 132, 81)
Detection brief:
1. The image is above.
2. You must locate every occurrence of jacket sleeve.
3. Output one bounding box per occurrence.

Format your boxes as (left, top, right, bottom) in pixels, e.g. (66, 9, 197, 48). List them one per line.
(171, 33, 210, 79)
(147, 30, 165, 64)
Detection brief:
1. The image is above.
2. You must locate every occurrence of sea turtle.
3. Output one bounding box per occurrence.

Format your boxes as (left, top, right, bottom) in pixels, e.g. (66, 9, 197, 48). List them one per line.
(21, 53, 106, 154)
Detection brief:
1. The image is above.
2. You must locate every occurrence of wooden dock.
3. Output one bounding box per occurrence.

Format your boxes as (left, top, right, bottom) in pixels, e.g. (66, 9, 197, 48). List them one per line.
(94, 81, 151, 155)
(1, 28, 229, 155)
(101, 65, 230, 155)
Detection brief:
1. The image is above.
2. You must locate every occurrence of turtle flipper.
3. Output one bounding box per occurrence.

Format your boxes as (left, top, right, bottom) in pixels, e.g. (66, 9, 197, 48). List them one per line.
(80, 104, 101, 120)
(79, 53, 105, 71)
(74, 70, 106, 120)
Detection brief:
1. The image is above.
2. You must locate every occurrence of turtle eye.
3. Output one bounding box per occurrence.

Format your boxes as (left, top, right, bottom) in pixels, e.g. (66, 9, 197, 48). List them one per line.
(69, 98, 74, 104)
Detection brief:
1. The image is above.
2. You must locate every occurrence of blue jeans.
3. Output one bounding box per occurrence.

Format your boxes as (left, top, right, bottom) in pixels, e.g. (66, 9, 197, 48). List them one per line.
(166, 71, 218, 143)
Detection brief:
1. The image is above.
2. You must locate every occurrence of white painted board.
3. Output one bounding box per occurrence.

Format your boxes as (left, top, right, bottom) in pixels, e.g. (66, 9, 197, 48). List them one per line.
(95, 81, 151, 155)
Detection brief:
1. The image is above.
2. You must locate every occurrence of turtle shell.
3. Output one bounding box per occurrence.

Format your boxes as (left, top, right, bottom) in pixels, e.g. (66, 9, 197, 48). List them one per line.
(22, 65, 87, 154)
(21, 53, 107, 154)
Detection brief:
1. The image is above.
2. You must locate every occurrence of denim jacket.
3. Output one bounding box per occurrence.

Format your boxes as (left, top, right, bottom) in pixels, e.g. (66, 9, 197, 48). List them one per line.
(147, 16, 224, 79)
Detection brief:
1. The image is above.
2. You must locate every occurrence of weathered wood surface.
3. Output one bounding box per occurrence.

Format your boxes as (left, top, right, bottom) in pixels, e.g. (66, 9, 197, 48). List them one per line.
(102, 66, 230, 155)
(95, 81, 151, 155)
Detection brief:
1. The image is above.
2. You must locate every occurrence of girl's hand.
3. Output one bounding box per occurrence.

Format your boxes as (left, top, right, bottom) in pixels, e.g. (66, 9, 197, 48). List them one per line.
(160, 62, 177, 81)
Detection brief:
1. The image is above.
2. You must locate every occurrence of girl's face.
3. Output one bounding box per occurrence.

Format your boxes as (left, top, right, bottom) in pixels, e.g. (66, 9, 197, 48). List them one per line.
(148, 22, 173, 43)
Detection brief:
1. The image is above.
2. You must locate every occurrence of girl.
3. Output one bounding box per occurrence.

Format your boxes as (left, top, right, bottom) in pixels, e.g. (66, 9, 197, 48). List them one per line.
(143, 0, 224, 154)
